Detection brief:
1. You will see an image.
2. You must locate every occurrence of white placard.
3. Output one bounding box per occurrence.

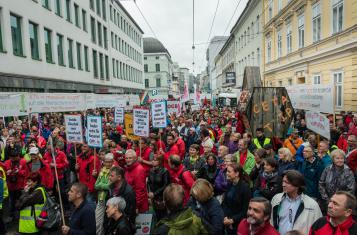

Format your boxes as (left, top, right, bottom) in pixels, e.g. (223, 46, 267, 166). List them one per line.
(64, 115, 83, 143)
(151, 101, 167, 128)
(114, 107, 125, 124)
(286, 84, 334, 113)
(133, 108, 150, 137)
(95, 94, 126, 108)
(167, 100, 181, 115)
(191, 104, 200, 111)
(86, 116, 103, 147)
(306, 111, 331, 139)
(0, 93, 28, 117)
(135, 213, 153, 235)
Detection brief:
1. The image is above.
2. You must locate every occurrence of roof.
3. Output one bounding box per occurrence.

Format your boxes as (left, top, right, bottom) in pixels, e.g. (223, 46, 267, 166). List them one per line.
(143, 37, 171, 57)
(113, 0, 144, 34)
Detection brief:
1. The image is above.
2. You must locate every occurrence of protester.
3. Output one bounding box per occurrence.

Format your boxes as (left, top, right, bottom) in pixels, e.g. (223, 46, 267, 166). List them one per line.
(183, 144, 206, 179)
(249, 148, 266, 182)
(136, 137, 154, 177)
(61, 182, 96, 235)
(317, 140, 332, 168)
(234, 139, 255, 175)
(252, 128, 271, 149)
(283, 129, 303, 156)
(104, 197, 134, 235)
(277, 147, 296, 176)
(346, 134, 357, 173)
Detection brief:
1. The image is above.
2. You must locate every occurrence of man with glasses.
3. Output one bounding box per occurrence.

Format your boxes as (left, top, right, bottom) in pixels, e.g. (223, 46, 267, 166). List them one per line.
(346, 135, 357, 173)
(271, 170, 321, 235)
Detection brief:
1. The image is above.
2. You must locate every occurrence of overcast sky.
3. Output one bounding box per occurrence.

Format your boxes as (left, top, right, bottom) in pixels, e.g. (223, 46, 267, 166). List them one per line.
(121, 0, 249, 75)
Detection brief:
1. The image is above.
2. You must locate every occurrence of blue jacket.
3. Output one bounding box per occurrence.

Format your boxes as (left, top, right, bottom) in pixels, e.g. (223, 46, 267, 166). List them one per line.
(214, 168, 228, 195)
(320, 154, 332, 168)
(69, 200, 96, 235)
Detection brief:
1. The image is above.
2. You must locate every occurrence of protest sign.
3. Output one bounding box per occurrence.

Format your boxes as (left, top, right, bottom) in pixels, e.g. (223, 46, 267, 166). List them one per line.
(167, 100, 181, 115)
(306, 111, 331, 139)
(114, 107, 125, 124)
(133, 108, 150, 137)
(94, 94, 126, 108)
(151, 101, 167, 128)
(191, 104, 200, 111)
(64, 115, 83, 143)
(135, 213, 153, 235)
(0, 93, 28, 117)
(86, 116, 103, 147)
(286, 84, 334, 113)
(124, 113, 140, 141)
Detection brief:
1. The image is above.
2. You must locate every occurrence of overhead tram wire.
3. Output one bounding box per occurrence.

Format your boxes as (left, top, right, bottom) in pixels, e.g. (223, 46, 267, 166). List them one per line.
(192, 0, 196, 72)
(133, 0, 158, 39)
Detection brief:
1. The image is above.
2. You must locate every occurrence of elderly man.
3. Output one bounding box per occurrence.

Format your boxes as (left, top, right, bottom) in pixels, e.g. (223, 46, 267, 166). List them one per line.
(217, 145, 229, 167)
(237, 197, 279, 235)
(346, 135, 357, 173)
(124, 149, 148, 213)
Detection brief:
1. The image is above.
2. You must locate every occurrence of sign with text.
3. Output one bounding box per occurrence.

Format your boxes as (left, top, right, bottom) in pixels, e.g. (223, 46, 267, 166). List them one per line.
(306, 111, 331, 139)
(225, 72, 236, 84)
(286, 84, 334, 113)
(133, 108, 150, 137)
(64, 115, 83, 143)
(167, 100, 181, 115)
(124, 114, 140, 141)
(135, 213, 153, 235)
(0, 93, 28, 117)
(151, 101, 167, 128)
(191, 104, 200, 111)
(114, 107, 125, 124)
(86, 116, 103, 148)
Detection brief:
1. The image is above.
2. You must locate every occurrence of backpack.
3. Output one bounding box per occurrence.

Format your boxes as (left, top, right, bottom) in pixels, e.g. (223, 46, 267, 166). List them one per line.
(34, 187, 62, 231)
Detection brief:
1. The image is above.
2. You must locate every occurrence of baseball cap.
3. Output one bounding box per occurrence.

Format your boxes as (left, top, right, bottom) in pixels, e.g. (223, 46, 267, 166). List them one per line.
(29, 147, 39, 155)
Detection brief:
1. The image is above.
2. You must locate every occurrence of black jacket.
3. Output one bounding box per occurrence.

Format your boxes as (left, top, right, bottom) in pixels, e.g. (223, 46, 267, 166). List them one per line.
(104, 215, 134, 235)
(68, 200, 96, 235)
(254, 171, 282, 201)
(148, 167, 170, 200)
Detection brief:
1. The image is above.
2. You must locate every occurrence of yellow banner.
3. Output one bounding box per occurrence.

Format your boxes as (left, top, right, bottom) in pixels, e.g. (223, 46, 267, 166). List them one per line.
(124, 113, 140, 141)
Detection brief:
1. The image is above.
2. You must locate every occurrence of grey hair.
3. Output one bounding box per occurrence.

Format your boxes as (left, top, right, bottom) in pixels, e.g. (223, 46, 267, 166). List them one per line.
(125, 149, 137, 158)
(104, 153, 114, 161)
(106, 197, 126, 212)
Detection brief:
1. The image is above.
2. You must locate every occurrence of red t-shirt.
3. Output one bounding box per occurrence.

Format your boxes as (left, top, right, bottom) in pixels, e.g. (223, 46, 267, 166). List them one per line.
(240, 150, 248, 166)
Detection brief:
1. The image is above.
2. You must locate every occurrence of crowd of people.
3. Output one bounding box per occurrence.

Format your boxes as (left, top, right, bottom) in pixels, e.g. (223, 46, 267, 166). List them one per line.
(0, 106, 357, 235)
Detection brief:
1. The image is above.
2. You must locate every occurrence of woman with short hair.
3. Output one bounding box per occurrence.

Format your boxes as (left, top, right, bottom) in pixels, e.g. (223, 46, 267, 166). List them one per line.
(188, 179, 224, 235)
(104, 197, 134, 235)
(277, 147, 296, 176)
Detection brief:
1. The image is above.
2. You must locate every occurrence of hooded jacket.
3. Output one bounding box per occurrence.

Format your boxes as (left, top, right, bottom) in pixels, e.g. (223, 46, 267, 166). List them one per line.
(76, 151, 100, 193)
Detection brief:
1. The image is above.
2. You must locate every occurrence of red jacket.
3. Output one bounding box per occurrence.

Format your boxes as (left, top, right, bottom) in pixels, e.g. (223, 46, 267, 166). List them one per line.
(347, 148, 357, 173)
(167, 164, 194, 205)
(35, 135, 47, 149)
(43, 149, 69, 180)
(77, 152, 101, 192)
(26, 159, 54, 189)
(309, 216, 357, 235)
(337, 135, 348, 153)
(237, 219, 279, 235)
(164, 144, 180, 169)
(4, 158, 28, 191)
(157, 140, 166, 151)
(125, 162, 149, 213)
(136, 146, 152, 176)
(176, 138, 186, 159)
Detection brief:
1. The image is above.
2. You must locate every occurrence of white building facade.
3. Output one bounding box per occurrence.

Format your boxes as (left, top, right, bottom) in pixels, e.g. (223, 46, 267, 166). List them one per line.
(0, 0, 144, 93)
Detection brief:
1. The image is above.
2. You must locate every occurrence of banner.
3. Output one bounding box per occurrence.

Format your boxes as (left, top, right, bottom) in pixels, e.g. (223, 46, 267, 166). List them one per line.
(124, 113, 140, 141)
(226, 72, 236, 84)
(151, 101, 167, 128)
(114, 107, 125, 124)
(286, 84, 334, 113)
(135, 213, 153, 235)
(64, 115, 83, 143)
(191, 104, 200, 111)
(28, 93, 87, 113)
(0, 93, 28, 117)
(86, 116, 103, 148)
(167, 100, 181, 115)
(133, 108, 150, 137)
(95, 94, 126, 108)
(306, 111, 331, 139)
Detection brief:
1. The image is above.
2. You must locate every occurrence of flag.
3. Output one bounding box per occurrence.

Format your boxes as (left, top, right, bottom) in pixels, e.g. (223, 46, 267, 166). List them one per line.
(194, 84, 200, 105)
(140, 91, 149, 105)
(182, 80, 189, 102)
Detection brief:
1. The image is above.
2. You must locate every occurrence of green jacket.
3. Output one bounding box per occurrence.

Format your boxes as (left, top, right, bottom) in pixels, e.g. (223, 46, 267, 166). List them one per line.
(234, 150, 256, 175)
(155, 208, 208, 235)
(95, 168, 111, 201)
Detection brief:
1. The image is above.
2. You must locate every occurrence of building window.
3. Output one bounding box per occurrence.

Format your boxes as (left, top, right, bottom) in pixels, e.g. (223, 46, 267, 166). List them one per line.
(84, 46, 89, 71)
(286, 23, 292, 54)
(76, 42, 82, 70)
(251, 22, 254, 40)
(0, 14, 4, 52)
(92, 50, 98, 78)
(288, 79, 292, 85)
(90, 0, 95, 11)
(55, 0, 61, 16)
(42, 0, 50, 10)
(67, 39, 74, 68)
(102, 0, 106, 20)
(44, 28, 53, 63)
(155, 64, 160, 72)
(257, 48, 260, 66)
(266, 38, 271, 63)
(277, 30, 282, 58)
(99, 53, 104, 79)
(74, 4, 80, 27)
(256, 15, 260, 33)
(65, 0, 71, 22)
(90, 17, 96, 43)
(112, 59, 116, 78)
(332, 0, 343, 34)
(82, 10, 87, 31)
(29, 22, 40, 60)
(298, 14, 304, 48)
(278, 0, 282, 12)
(10, 14, 23, 56)
(144, 64, 148, 72)
(155, 56, 159, 60)
(96, 0, 101, 16)
(156, 78, 161, 87)
(268, 0, 273, 20)
(97, 22, 102, 46)
(145, 79, 149, 88)
(247, 27, 250, 43)
(333, 71, 343, 108)
(279, 81, 283, 86)
(313, 74, 321, 84)
(118, 61, 120, 78)
(103, 27, 107, 49)
(57, 34, 64, 66)
(312, 2, 321, 43)
(105, 55, 109, 80)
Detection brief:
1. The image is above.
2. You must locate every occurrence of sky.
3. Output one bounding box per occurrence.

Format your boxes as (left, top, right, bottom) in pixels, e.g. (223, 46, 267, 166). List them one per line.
(121, 0, 249, 75)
